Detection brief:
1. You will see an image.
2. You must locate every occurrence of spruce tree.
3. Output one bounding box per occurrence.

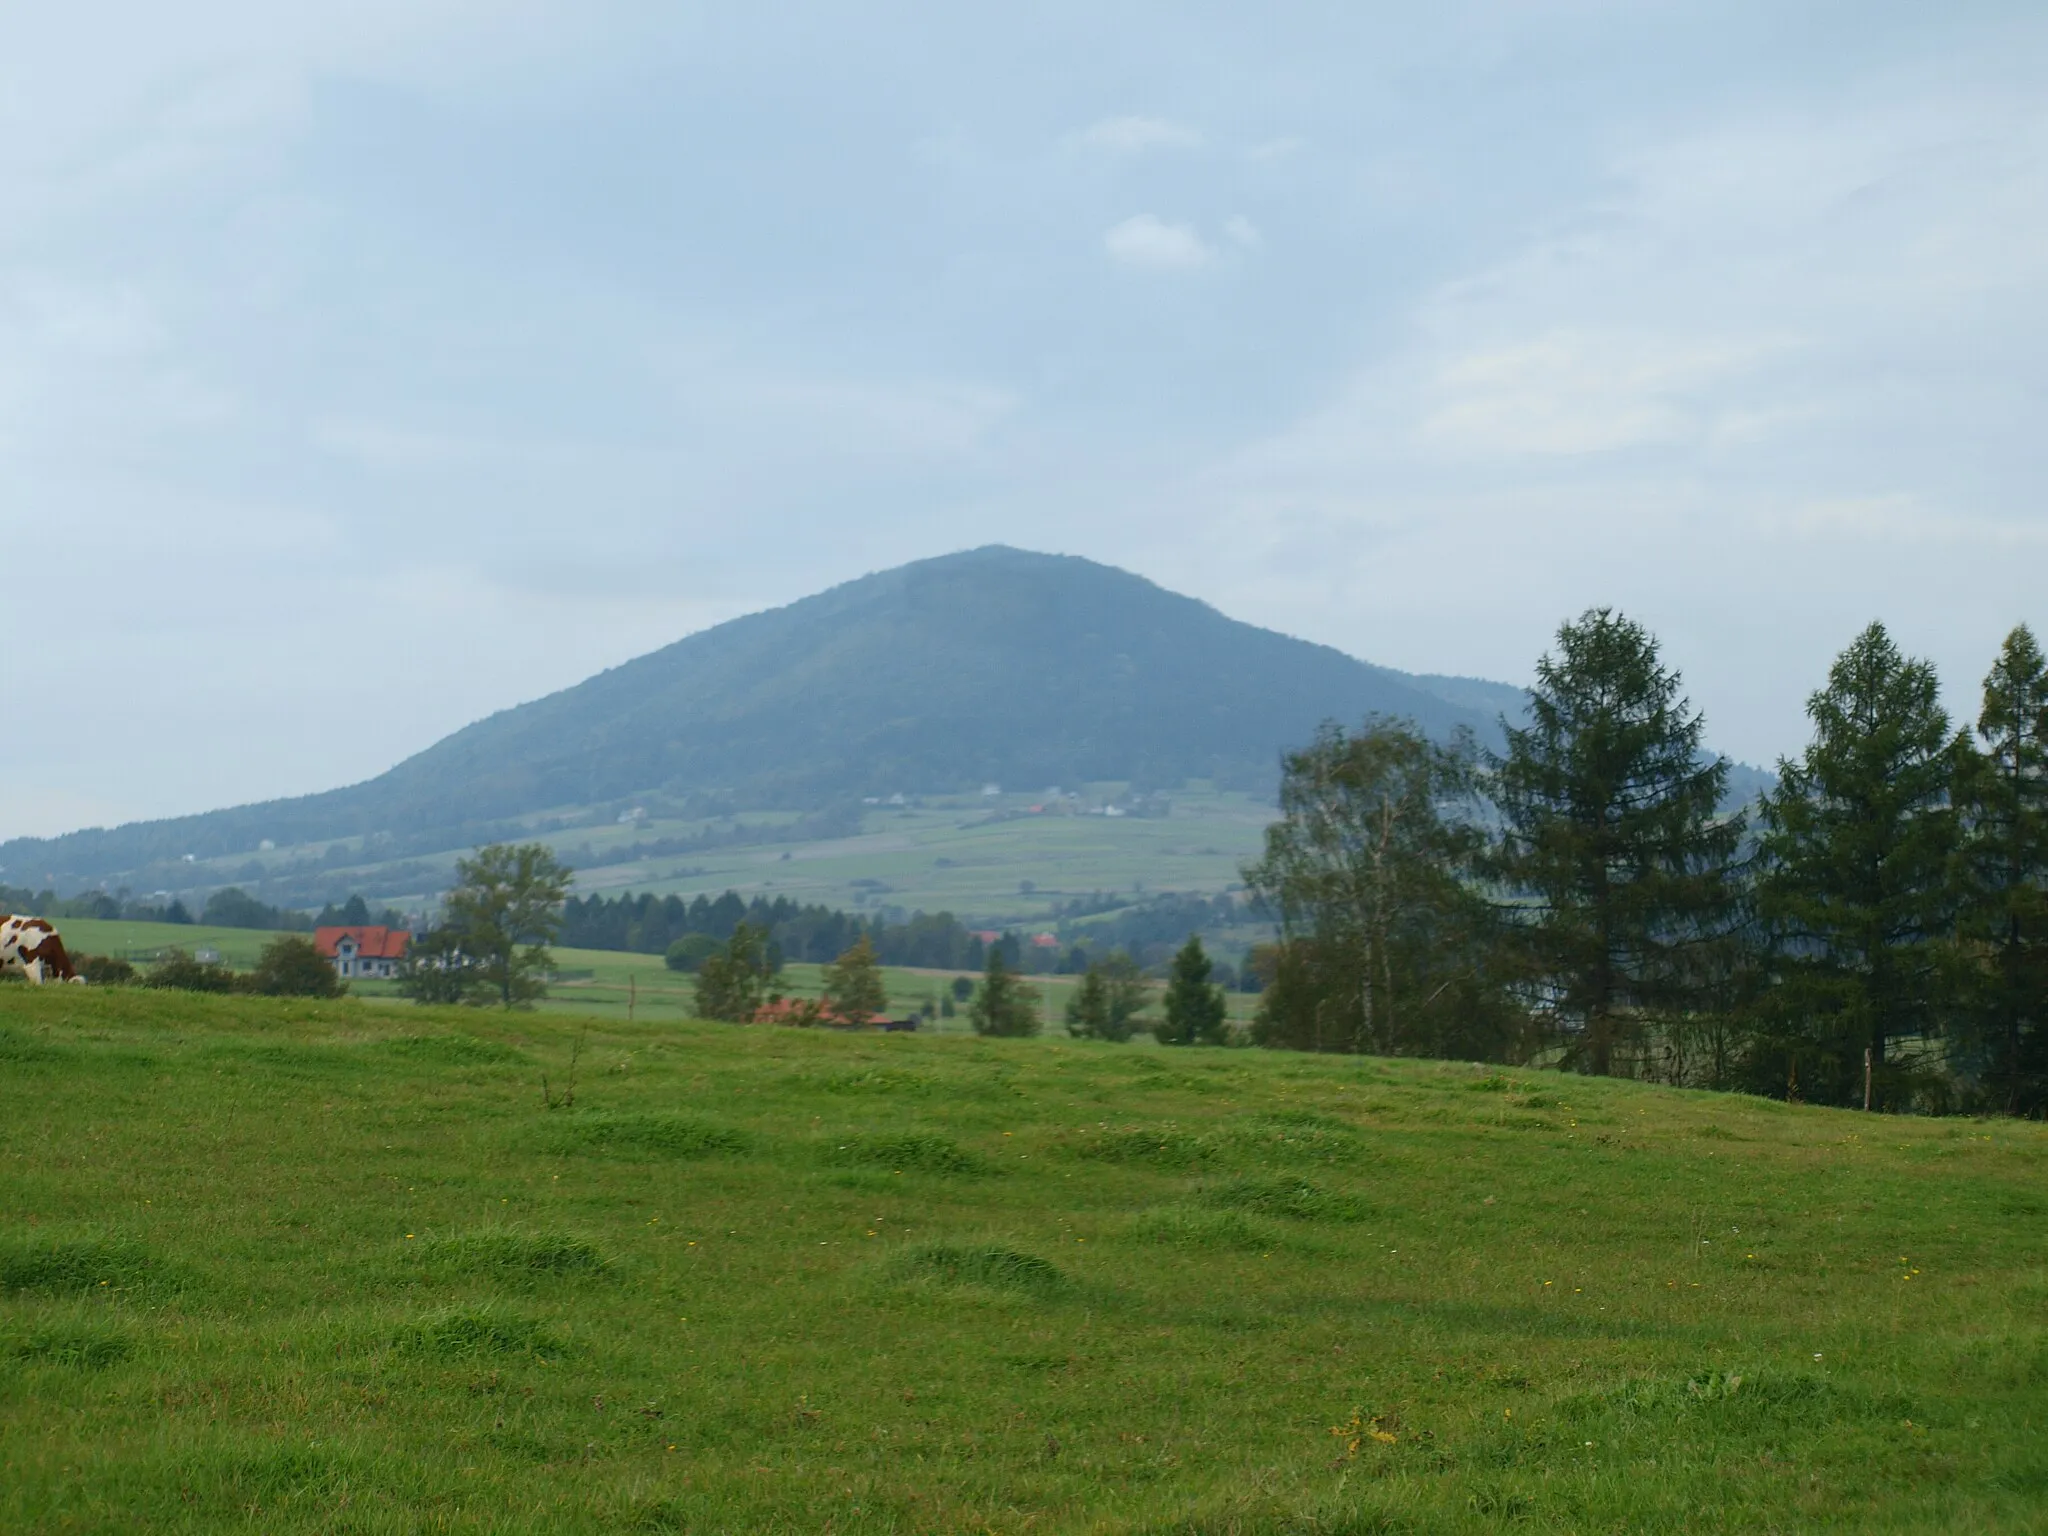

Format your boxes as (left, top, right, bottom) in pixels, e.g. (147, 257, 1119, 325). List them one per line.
(1954, 625, 2048, 1114)
(969, 945, 1042, 1037)
(1489, 610, 1742, 1075)
(1064, 951, 1148, 1041)
(1757, 622, 1960, 1108)
(821, 934, 889, 1023)
(1157, 936, 1228, 1046)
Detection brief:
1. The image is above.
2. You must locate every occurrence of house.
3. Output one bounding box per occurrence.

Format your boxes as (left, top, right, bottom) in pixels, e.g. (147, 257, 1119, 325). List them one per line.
(751, 998, 915, 1031)
(315, 925, 410, 980)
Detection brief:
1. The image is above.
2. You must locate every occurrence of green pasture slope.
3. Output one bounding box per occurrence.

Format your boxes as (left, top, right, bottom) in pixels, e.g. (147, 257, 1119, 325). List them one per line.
(50, 918, 1263, 1031)
(1, 991, 2044, 1534)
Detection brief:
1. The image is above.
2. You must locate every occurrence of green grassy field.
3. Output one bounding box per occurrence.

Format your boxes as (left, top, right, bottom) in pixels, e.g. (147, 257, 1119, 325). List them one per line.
(50, 920, 1265, 1033)
(2, 988, 2044, 1533)
(131, 785, 1276, 931)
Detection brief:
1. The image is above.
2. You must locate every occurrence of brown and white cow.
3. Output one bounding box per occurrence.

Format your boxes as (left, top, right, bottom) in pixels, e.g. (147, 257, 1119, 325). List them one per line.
(0, 915, 85, 984)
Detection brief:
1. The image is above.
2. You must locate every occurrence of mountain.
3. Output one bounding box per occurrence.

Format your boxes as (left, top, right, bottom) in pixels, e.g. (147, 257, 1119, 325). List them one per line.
(6, 548, 1526, 888)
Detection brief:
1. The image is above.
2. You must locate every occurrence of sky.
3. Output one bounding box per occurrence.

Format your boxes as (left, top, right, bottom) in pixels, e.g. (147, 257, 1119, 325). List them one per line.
(5, 1, 2045, 839)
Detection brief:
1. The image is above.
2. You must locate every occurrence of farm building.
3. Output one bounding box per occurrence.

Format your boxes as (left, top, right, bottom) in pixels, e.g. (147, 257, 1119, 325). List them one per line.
(315, 925, 410, 980)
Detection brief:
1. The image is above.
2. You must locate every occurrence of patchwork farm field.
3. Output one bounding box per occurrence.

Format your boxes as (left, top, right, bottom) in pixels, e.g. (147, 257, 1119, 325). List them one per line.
(47, 919, 1264, 1032)
(1, 989, 2044, 1533)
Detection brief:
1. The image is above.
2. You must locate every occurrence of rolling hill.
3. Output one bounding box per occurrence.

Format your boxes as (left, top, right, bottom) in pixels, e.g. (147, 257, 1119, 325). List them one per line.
(8, 548, 1525, 893)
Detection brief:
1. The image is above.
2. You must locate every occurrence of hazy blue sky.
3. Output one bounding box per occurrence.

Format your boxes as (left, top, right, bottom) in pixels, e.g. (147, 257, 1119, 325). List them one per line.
(5, 2, 2045, 838)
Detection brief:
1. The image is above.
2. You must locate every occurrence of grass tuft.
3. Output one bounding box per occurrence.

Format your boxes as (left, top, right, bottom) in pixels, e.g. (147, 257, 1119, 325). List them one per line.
(891, 1242, 1066, 1294)
(0, 1236, 159, 1296)
(414, 1228, 609, 1276)
(5, 1322, 133, 1369)
(1129, 1205, 1278, 1251)
(1199, 1177, 1370, 1224)
(544, 1112, 747, 1158)
(379, 1033, 527, 1065)
(1069, 1124, 1220, 1170)
(825, 1131, 988, 1175)
(810, 1067, 937, 1095)
(393, 1306, 561, 1360)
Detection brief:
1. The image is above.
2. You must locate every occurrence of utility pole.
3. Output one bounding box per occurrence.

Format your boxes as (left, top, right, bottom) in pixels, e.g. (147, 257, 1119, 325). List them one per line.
(1864, 1047, 1874, 1112)
(629, 973, 637, 1024)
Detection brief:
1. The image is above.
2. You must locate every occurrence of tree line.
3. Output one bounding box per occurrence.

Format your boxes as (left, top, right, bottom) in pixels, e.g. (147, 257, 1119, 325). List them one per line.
(1246, 612, 2047, 1115)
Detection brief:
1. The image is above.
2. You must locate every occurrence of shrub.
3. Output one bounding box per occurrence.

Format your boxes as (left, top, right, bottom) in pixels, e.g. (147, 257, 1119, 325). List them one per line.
(143, 950, 240, 994)
(74, 954, 137, 986)
(249, 936, 345, 998)
(663, 933, 722, 973)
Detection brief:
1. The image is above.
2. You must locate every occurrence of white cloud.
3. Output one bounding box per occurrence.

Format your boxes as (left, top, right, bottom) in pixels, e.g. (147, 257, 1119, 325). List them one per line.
(1072, 116, 1201, 154)
(1418, 330, 1792, 456)
(1103, 214, 1214, 270)
(1223, 216, 1262, 249)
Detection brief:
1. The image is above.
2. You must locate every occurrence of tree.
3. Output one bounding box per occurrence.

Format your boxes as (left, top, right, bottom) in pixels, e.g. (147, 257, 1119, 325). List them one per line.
(249, 935, 344, 998)
(142, 949, 238, 993)
(969, 945, 1041, 1037)
(1757, 622, 1960, 1109)
(1157, 936, 1228, 1046)
(1489, 610, 1743, 1076)
(821, 934, 889, 1022)
(694, 921, 774, 1022)
(1953, 625, 2048, 1114)
(397, 927, 470, 1005)
(1245, 719, 1515, 1060)
(440, 843, 573, 1009)
(663, 933, 723, 973)
(1064, 950, 1149, 1041)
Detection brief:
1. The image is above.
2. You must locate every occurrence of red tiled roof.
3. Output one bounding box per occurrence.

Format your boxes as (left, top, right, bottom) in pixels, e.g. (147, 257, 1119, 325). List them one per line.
(752, 998, 896, 1027)
(314, 925, 411, 961)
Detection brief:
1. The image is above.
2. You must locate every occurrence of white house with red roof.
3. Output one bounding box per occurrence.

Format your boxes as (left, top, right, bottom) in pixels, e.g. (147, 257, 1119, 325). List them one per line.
(315, 925, 411, 980)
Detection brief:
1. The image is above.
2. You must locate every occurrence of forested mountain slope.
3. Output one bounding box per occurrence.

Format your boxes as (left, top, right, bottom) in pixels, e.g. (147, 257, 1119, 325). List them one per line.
(10, 547, 1518, 886)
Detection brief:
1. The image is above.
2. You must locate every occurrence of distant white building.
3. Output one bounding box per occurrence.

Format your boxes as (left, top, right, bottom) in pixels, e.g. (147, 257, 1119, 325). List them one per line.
(315, 926, 411, 980)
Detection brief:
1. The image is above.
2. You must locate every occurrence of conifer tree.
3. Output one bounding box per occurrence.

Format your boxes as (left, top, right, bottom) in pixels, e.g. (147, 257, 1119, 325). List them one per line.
(969, 945, 1042, 1037)
(1757, 622, 1960, 1108)
(1064, 951, 1149, 1041)
(1489, 610, 1742, 1075)
(820, 934, 889, 1023)
(1157, 935, 1229, 1046)
(1954, 625, 2048, 1114)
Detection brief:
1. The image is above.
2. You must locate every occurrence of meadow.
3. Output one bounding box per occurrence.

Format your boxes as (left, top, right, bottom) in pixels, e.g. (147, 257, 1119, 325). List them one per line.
(49, 920, 1266, 1033)
(124, 785, 1277, 932)
(1, 987, 2043, 1533)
